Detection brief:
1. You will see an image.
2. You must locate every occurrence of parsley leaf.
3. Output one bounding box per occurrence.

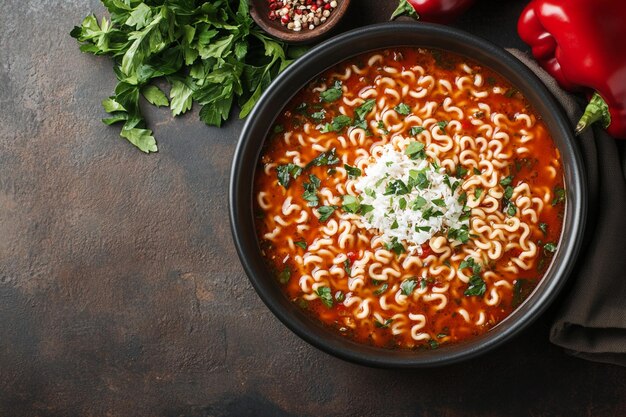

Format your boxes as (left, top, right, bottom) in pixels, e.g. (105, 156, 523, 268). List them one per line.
(320, 80, 343, 102)
(384, 237, 406, 255)
(405, 141, 425, 159)
(500, 175, 514, 186)
(544, 242, 557, 253)
(306, 148, 340, 169)
(437, 120, 449, 132)
(354, 99, 376, 121)
(310, 109, 326, 120)
(343, 259, 352, 276)
(552, 186, 566, 206)
(277, 163, 303, 188)
(374, 318, 394, 329)
(460, 257, 486, 296)
(377, 120, 389, 134)
(294, 240, 307, 249)
(344, 164, 362, 178)
(303, 174, 321, 207)
(71, 1, 296, 152)
(320, 114, 352, 133)
(317, 205, 337, 222)
(539, 222, 548, 235)
(374, 283, 388, 295)
(278, 266, 291, 284)
(384, 179, 410, 196)
(315, 286, 334, 308)
(409, 126, 425, 136)
(342, 195, 361, 213)
(400, 279, 417, 296)
(394, 103, 411, 116)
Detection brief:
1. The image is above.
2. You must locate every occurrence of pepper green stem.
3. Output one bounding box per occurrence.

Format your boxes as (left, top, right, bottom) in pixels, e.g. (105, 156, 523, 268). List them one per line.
(390, 0, 419, 21)
(575, 92, 611, 135)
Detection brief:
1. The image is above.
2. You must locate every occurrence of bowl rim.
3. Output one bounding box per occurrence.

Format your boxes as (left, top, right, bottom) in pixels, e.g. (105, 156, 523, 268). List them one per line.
(229, 22, 587, 367)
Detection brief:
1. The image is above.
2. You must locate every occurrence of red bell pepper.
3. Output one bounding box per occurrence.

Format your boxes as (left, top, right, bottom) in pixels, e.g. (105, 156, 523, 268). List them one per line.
(391, 0, 476, 24)
(518, 0, 626, 139)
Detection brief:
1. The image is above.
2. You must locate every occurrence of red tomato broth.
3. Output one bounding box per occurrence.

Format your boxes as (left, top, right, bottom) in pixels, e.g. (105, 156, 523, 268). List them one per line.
(254, 48, 564, 350)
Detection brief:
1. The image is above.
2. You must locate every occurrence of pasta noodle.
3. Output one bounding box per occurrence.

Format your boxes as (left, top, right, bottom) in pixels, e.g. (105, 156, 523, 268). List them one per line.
(254, 48, 565, 350)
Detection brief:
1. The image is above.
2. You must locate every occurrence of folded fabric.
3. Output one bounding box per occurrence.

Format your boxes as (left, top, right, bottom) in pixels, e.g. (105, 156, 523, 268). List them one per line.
(510, 49, 626, 366)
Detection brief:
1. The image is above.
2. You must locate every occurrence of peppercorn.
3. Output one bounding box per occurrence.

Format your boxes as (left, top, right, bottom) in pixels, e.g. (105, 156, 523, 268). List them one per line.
(268, 0, 337, 31)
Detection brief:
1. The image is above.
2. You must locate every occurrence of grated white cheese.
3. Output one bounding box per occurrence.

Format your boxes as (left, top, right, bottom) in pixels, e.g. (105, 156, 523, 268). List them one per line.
(354, 143, 469, 254)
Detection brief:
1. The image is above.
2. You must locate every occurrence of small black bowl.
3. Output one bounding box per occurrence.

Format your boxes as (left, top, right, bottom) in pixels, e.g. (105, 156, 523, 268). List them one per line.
(229, 23, 586, 367)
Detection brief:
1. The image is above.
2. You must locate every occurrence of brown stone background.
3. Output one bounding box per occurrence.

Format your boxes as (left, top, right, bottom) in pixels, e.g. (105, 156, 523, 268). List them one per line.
(1, 0, 625, 416)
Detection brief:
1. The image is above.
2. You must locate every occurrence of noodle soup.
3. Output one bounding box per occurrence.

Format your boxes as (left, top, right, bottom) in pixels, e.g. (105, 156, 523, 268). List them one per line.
(253, 48, 565, 350)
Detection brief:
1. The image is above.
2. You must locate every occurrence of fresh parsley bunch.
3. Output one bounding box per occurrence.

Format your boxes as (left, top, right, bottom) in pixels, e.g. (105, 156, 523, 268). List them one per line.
(71, 0, 299, 152)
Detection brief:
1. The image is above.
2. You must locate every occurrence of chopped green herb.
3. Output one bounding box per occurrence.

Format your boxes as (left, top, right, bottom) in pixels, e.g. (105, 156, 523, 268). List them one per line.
(504, 186, 514, 200)
(432, 198, 446, 207)
(409, 169, 430, 189)
(360, 204, 374, 214)
(460, 257, 486, 296)
(405, 141, 426, 159)
(344, 164, 362, 178)
(354, 98, 376, 121)
(315, 286, 334, 308)
(455, 165, 468, 178)
(317, 205, 337, 222)
(377, 120, 389, 134)
(422, 207, 443, 220)
(273, 124, 284, 133)
(474, 188, 483, 199)
(500, 175, 514, 186)
(320, 114, 352, 133)
(390, 220, 399, 229)
(507, 204, 517, 216)
(400, 279, 417, 296)
(384, 179, 410, 196)
(544, 242, 557, 253)
(294, 240, 307, 249)
(335, 291, 345, 302)
(539, 222, 548, 235)
(310, 109, 326, 120)
(473, 167, 481, 175)
(409, 126, 425, 136)
(277, 163, 303, 188)
(448, 224, 470, 244)
(411, 196, 427, 210)
(428, 339, 439, 349)
(457, 191, 468, 205)
(303, 174, 321, 207)
(384, 237, 406, 255)
(374, 318, 393, 329)
(320, 80, 342, 102)
(278, 266, 291, 284)
(374, 283, 388, 295)
(306, 148, 340, 169)
(552, 186, 566, 206)
(398, 197, 407, 210)
(343, 259, 352, 276)
(342, 195, 361, 213)
(394, 103, 412, 116)
(437, 120, 449, 132)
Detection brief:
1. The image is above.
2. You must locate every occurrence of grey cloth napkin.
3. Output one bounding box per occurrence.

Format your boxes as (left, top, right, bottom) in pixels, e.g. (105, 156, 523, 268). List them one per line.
(510, 49, 626, 366)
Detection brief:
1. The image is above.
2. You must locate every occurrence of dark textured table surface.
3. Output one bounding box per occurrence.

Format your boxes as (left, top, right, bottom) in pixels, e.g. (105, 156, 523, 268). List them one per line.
(1, 1, 625, 416)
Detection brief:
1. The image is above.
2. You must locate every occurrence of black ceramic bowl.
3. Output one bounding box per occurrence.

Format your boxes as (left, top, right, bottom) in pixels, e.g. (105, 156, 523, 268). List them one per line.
(230, 23, 586, 367)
